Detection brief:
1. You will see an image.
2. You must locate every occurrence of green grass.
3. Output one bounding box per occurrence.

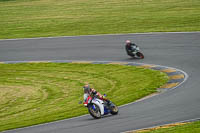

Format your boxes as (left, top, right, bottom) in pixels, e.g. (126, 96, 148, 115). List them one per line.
(0, 0, 200, 39)
(0, 62, 168, 131)
(137, 121, 200, 133)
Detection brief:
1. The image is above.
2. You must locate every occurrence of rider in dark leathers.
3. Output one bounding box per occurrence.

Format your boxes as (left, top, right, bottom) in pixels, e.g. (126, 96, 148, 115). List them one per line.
(125, 40, 138, 56)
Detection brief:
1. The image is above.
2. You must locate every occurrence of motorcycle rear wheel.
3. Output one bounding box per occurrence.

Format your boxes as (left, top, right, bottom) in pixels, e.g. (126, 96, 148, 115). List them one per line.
(136, 52, 144, 59)
(110, 104, 118, 115)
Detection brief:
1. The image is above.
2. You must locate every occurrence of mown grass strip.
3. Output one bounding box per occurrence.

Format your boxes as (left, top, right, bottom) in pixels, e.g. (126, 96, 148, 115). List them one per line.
(0, 62, 168, 131)
(0, 0, 200, 39)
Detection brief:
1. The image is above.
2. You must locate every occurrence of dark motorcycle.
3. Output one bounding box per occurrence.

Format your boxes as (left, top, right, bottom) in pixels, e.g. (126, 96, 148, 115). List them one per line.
(127, 45, 144, 59)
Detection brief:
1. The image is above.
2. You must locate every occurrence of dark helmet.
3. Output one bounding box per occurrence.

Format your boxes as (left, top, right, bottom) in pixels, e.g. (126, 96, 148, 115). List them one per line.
(83, 84, 91, 93)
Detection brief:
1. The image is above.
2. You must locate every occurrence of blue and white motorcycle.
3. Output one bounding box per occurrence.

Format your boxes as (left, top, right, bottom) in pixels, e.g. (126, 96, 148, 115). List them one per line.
(83, 95, 118, 119)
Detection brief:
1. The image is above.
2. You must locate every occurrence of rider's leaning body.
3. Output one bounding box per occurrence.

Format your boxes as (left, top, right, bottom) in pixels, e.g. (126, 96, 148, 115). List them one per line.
(125, 40, 138, 56)
(83, 84, 110, 105)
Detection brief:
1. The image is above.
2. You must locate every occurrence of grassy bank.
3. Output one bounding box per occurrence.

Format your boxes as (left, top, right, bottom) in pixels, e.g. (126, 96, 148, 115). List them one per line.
(0, 62, 168, 131)
(133, 121, 200, 133)
(0, 0, 200, 39)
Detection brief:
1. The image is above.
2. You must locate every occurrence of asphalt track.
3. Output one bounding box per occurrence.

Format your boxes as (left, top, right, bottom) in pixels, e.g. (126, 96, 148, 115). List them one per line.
(0, 32, 200, 133)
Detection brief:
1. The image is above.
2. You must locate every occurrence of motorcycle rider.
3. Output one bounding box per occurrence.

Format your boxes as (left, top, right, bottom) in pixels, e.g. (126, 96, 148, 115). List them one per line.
(83, 84, 111, 106)
(125, 40, 138, 56)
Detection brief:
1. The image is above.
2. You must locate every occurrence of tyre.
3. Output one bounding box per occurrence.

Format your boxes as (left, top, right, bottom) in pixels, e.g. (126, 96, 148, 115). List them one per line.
(88, 104, 101, 119)
(136, 52, 144, 59)
(110, 104, 118, 115)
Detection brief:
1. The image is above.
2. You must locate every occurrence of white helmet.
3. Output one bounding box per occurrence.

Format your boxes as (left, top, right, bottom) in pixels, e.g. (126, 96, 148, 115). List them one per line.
(126, 40, 131, 44)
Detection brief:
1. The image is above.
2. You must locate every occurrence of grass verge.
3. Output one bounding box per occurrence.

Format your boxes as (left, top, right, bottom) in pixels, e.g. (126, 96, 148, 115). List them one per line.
(0, 0, 200, 39)
(131, 121, 200, 133)
(0, 62, 168, 131)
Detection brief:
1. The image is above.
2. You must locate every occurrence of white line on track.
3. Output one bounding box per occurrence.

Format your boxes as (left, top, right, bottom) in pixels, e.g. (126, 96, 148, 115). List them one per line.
(0, 31, 200, 41)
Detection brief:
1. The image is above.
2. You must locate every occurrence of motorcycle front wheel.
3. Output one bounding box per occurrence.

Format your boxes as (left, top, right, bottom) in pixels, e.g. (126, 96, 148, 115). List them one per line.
(88, 104, 101, 119)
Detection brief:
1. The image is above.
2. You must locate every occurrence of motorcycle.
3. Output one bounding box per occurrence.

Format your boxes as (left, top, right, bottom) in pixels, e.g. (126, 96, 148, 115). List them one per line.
(127, 45, 144, 59)
(83, 94, 118, 119)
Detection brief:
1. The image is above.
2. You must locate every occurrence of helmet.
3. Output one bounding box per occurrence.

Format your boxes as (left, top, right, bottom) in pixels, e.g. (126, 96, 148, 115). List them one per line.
(126, 40, 131, 45)
(83, 84, 90, 93)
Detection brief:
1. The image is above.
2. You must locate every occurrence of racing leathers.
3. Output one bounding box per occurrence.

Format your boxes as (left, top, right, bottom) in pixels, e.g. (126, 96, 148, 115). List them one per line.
(83, 88, 110, 106)
(125, 42, 138, 56)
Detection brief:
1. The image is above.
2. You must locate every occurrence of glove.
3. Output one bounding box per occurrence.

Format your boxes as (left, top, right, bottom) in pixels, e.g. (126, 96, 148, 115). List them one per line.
(92, 91, 97, 95)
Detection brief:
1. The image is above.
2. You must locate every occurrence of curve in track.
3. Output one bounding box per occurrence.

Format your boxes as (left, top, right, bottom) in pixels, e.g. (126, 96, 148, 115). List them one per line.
(0, 32, 200, 133)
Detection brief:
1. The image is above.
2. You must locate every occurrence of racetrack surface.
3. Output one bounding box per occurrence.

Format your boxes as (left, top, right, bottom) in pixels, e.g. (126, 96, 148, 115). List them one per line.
(0, 32, 200, 133)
